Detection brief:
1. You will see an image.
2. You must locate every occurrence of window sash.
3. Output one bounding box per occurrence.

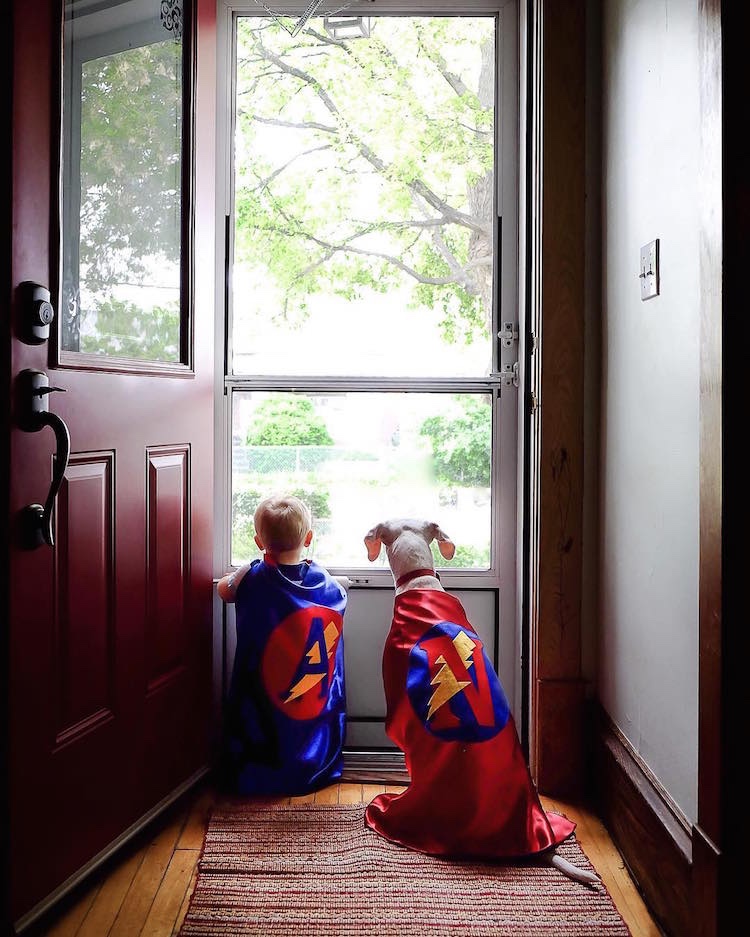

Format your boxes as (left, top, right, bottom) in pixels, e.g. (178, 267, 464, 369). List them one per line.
(221, 0, 518, 584)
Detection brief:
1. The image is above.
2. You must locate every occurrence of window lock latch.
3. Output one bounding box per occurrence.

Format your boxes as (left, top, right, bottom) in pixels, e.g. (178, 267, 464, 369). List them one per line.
(500, 361, 519, 388)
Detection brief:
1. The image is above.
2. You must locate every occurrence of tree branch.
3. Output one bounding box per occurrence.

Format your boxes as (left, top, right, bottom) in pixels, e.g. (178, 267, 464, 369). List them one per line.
(429, 228, 478, 293)
(415, 22, 472, 98)
(253, 34, 490, 237)
(259, 221, 460, 287)
(254, 145, 332, 191)
(251, 115, 338, 134)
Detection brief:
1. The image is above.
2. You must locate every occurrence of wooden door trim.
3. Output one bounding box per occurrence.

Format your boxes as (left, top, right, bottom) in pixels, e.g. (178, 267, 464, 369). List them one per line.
(694, 2, 747, 935)
(526, 0, 586, 798)
(693, 4, 723, 937)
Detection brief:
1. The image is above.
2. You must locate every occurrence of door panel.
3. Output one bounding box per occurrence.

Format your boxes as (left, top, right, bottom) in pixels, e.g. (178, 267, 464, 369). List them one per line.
(55, 453, 115, 737)
(8, 0, 216, 925)
(146, 445, 190, 686)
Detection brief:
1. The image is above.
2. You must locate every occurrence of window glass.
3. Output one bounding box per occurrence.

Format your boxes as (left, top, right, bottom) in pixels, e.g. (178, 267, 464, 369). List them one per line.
(231, 390, 492, 569)
(61, 0, 185, 361)
(232, 15, 495, 378)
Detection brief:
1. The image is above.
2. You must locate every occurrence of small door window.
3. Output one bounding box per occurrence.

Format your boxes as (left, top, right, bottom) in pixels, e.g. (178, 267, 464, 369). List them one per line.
(59, 0, 190, 368)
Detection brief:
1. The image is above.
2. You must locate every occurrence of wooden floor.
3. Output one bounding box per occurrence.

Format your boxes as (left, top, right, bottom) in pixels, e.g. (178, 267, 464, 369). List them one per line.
(27, 782, 663, 937)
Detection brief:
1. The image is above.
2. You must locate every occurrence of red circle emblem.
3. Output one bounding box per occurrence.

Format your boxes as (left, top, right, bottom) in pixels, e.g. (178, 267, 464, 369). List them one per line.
(261, 606, 344, 721)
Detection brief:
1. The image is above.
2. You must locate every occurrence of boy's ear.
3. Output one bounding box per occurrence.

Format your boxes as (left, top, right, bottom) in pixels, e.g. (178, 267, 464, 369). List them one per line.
(254, 533, 264, 551)
(303, 529, 313, 547)
(364, 525, 383, 562)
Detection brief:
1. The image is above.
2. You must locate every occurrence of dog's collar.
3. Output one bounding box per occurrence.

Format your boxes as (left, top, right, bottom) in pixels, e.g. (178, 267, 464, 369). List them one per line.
(395, 567, 440, 588)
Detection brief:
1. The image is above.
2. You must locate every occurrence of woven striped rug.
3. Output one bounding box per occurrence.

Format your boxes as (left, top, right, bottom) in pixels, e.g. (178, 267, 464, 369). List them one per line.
(179, 802, 631, 936)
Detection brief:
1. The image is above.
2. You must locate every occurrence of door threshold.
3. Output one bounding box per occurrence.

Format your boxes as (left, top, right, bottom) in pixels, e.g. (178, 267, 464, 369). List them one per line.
(341, 749, 409, 784)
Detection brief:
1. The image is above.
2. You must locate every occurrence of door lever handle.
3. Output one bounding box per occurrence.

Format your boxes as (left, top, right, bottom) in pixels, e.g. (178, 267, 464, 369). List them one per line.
(18, 369, 72, 548)
(28, 410, 71, 547)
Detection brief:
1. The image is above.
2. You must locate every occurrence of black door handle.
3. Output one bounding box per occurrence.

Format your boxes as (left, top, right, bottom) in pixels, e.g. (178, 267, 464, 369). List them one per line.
(18, 369, 71, 548)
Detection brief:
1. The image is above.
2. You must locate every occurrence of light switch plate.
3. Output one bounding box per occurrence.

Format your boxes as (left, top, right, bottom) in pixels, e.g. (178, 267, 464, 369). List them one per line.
(640, 239, 659, 300)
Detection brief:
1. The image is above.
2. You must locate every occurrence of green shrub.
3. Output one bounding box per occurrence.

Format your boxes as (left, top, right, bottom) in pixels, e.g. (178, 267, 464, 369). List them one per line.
(246, 396, 333, 446)
(420, 396, 491, 488)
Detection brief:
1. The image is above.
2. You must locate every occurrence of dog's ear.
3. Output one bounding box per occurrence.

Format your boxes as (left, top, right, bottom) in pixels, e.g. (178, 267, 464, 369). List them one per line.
(431, 524, 456, 560)
(364, 525, 384, 562)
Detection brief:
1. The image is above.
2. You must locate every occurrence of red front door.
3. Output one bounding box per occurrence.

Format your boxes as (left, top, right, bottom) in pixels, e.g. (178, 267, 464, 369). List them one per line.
(7, 0, 215, 926)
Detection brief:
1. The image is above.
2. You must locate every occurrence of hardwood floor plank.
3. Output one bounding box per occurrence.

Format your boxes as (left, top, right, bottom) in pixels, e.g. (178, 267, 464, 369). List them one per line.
(361, 783, 386, 799)
(75, 850, 144, 937)
(313, 784, 339, 804)
(139, 848, 197, 937)
(171, 865, 198, 936)
(107, 812, 187, 937)
(572, 807, 662, 937)
(289, 791, 316, 804)
(542, 798, 662, 937)
(39, 880, 102, 937)
(338, 782, 363, 803)
(176, 789, 215, 850)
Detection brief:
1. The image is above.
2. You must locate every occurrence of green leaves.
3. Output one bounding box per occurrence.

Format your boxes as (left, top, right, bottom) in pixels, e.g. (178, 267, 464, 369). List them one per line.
(79, 40, 183, 288)
(419, 395, 492, 487)
(246, 396, 334, 446)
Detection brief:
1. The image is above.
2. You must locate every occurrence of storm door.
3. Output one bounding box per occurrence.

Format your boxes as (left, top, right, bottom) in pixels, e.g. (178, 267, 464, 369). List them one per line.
(217, 0, 520, 756)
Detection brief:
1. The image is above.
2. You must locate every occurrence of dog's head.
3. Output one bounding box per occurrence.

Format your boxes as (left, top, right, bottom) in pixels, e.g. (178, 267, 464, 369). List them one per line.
(363, 519, 455, 587)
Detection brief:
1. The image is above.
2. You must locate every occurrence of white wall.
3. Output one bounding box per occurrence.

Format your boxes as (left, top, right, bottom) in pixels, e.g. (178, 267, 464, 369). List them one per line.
(598, 0, 699, 822)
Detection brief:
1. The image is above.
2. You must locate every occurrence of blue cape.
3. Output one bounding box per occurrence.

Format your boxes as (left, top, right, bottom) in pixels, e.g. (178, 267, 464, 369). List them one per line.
(223, 558, 347, 795)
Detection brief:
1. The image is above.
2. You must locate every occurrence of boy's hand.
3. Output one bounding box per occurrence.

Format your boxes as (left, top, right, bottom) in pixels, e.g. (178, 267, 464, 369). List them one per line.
(217, 563, 253, 603)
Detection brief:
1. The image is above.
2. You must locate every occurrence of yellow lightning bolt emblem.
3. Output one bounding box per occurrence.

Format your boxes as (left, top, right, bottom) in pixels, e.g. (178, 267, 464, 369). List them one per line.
(284, 620, 340, 703)
(426, 632, 476, 720)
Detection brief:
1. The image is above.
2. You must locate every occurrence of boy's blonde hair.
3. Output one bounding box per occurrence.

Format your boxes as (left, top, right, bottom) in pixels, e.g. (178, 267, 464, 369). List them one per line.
(254, 495, 312, 553)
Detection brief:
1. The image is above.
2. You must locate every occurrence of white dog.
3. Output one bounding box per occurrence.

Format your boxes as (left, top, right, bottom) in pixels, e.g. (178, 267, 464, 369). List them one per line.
(363, 518, 600, 886)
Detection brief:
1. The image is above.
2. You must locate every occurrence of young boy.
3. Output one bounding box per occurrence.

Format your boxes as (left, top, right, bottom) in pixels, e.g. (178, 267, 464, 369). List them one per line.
(218, 494, 349, 795)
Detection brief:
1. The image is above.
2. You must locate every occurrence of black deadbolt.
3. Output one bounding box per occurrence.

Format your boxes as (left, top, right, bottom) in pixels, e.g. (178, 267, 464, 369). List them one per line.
(23, 282, 55, 344)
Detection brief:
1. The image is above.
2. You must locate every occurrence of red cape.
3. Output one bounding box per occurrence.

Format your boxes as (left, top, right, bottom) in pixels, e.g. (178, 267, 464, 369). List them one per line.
(365, 589, 575, 858)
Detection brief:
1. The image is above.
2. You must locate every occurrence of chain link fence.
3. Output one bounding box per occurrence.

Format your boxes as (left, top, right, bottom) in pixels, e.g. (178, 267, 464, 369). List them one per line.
(232, 445, 377, 474)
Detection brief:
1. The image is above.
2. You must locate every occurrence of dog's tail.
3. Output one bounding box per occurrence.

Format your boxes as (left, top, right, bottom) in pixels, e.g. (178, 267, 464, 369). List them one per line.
(546, 851, 601, 886)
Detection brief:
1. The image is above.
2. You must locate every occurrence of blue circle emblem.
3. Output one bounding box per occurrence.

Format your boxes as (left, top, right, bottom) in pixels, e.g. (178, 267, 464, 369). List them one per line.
(406, 621, 510, 742)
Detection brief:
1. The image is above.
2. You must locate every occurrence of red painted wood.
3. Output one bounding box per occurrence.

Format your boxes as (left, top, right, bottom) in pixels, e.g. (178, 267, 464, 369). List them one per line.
(55, 455, 114, 734)
(8, 0, 215, 922)
(147, 448, 189, 687)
